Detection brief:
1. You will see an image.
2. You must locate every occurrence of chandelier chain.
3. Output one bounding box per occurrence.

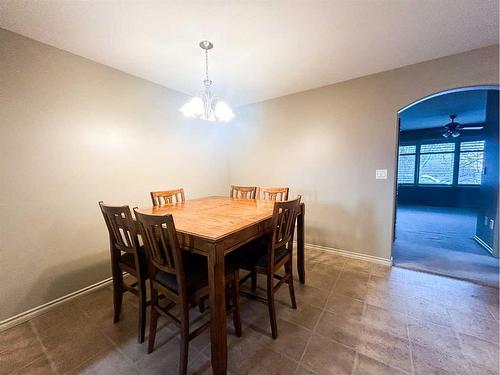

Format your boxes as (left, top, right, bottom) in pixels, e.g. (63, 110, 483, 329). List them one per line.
(205, 49, 209, 84)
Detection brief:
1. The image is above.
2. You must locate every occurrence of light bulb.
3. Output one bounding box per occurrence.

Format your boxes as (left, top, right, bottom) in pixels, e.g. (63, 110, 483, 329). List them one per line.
(214, 100, 235, 122)
(180, 96, 204, 118)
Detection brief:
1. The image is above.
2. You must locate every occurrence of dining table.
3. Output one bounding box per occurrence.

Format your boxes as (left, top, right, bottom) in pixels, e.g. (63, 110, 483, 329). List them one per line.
(136, 196, 305, 375)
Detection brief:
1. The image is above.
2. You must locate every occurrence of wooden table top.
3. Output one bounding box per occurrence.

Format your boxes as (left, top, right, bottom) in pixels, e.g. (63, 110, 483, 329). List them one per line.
(136, 196, 276, 241)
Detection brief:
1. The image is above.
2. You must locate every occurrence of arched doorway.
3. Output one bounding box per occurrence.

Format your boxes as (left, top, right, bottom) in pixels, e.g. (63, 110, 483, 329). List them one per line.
(393, 85, 499, 287)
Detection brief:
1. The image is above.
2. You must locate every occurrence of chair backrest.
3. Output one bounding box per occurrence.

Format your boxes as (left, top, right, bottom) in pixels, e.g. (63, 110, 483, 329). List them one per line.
(134, 210, 186, 295)
(270, 196, 301, 256)
(259, 187, 289, 201)
(150, 188, 185, 206)
(230, 185, 257, 199)
(99, 202, 140, 255)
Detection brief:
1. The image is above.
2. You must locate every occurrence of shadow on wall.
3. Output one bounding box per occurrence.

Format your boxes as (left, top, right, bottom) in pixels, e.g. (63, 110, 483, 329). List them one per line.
(6, 253, 110, 322)
(299, 190, 377, 256)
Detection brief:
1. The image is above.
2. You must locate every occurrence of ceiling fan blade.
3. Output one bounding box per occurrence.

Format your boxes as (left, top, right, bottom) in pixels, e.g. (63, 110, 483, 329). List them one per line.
(461, 126, 484, 130)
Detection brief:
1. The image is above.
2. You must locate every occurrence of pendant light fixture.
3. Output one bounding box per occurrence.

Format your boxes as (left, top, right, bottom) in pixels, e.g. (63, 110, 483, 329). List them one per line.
(180, 41, 234, 122)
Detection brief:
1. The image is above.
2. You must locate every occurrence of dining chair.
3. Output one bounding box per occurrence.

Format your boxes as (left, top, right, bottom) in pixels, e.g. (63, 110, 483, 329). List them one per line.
(230, 185, 257, 199)
(150, 188, 185, 206)
(98, 202, 148, 343)
(229, 196, 301, 339)
(134, 209, 242, 375)
(258, 187, 289, 201)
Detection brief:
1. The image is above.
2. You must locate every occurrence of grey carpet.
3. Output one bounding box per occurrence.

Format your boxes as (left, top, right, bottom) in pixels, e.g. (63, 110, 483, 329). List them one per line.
(393, 204, 499, 288)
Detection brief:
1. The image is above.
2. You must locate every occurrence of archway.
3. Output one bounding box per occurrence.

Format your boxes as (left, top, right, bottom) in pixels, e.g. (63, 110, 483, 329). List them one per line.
(392, 85, 499, 287)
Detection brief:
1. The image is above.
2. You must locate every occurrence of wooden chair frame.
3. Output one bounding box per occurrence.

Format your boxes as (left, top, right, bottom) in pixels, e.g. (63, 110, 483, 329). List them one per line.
(98, 201, 148, 343)
(134, 209, 242, 375)
(237, 196, 301, 339)
(150, 188, 185, 206)
(258, 187, 289, 201)
(230, 185, 257, 199)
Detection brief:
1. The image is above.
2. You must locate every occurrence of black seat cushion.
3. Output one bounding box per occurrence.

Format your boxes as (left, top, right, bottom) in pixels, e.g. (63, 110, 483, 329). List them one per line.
(156, 253, 208, 294)
(229, 236, 289, 269)
(155, 253, 238, 295)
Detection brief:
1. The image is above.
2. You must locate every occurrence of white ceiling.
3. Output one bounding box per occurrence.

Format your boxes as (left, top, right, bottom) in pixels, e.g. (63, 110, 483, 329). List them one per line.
(1, 0, 498, 106)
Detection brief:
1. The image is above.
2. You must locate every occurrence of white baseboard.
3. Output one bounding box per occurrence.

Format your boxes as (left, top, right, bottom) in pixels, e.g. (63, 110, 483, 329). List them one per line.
(474, 235, 495, 256)
(0, 276, 113, 333)
(299, 242, 393, 266)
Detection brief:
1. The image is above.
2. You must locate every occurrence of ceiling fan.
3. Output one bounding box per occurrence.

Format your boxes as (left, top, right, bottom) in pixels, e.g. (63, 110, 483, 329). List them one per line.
(442, 114, 484, 138)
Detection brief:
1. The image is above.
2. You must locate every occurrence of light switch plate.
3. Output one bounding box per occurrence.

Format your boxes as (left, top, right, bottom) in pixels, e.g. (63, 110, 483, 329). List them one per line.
(490, 219, 495, 230)
(376, 169, 388, 179)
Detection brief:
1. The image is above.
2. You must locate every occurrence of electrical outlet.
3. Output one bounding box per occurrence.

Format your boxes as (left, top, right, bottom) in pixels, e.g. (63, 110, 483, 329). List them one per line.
(490, 219, 495, 230)
(485, 216, 489, 226)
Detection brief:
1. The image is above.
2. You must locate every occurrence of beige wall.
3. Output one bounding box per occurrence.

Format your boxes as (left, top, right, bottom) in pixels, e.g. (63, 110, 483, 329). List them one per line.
(0, 29, 231, 321)
(229, 45, 499, 260)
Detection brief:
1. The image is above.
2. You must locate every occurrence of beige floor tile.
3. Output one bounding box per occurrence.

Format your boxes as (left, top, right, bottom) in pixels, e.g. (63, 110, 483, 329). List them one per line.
(239, 296, 270, 323)
(344, 259, 373, 274)
(364, 287, 407, 314)
(487, 303, 499, 321)
(39, 317, 114, 374)
(233, 347, 299, 375)
(276, 302, 322, 331)
(448, 306, 499, 344)
(356, 325, 411, 373)
(218, 327, 298, 374)
(459, 333, 500, 374)
(0, 322, 46, 375)
(136, 333, 200, 375)
(69, 349, 139, 375)
(304, 250, 341, 265)
(370, 264, 392, 277)
(361, 304, 408, 340)
(31, 301, 85, 337)
(334, 271, 370, 301)
(302, 269, 339, 291)
(255, 319, 312, 360)
(315, 310, 363, 349)
(353, 353, 408, 375)
(308, 258, 345, 273)
(301, 334, 355, 375)
(294, 365, 317, 374)
(407, 317, 460, 354)
(113, 323, 182, 363)
(411, 341, 472, 375)
(184, 353, 213, 375)
(324, 293, 364, 317)
(276, 283, 329, 309)
(405, 295, 453, 327)
(75, 287, 114, 317)
(10, 355, 55, 375)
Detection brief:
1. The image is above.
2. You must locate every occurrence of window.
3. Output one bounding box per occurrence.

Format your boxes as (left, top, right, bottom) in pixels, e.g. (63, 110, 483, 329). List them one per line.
(397, 145, 416, 184)
(397, 139, 486, 187)
(418, 143, 455, 185)
(458, 141, 485, 185)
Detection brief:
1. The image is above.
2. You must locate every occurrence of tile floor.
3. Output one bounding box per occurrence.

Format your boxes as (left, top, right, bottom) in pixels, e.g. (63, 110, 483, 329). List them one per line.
(1, 248, 499, 374)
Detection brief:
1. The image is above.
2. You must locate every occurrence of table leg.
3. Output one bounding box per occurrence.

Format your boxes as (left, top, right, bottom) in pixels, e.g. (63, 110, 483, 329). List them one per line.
(297, 203, 305, 284)
(208, 243, 227, 375)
